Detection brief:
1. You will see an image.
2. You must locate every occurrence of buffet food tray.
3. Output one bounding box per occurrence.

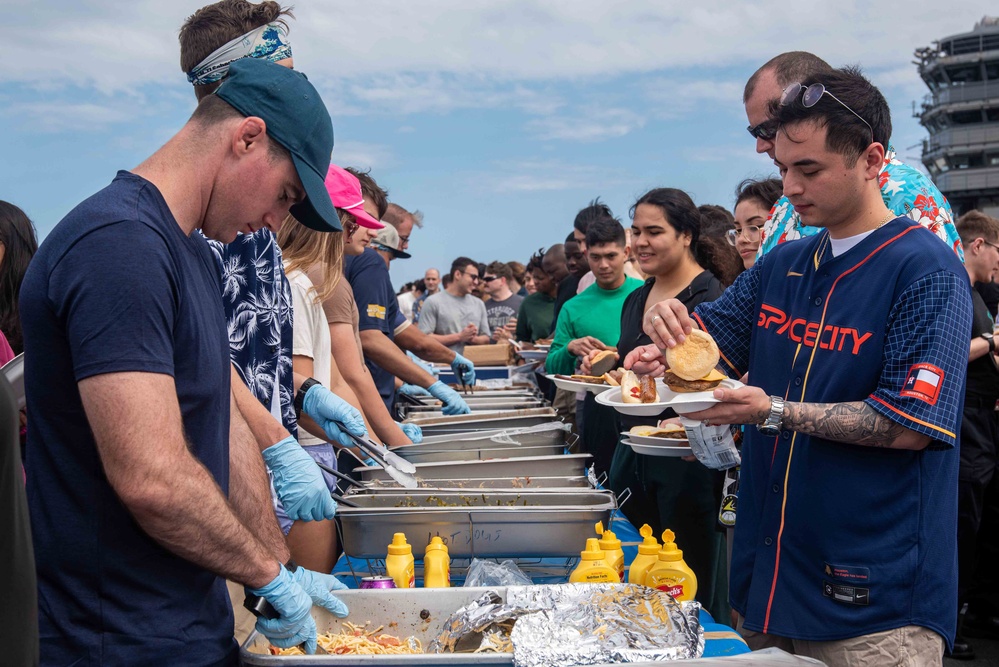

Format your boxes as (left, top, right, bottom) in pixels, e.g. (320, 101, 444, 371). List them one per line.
(350, 475, 593, 493)
(404, 412, 559, 434)
(337, 490, 616, 558)
(357, 454, 593, 483)
(390, 428, 574, 464)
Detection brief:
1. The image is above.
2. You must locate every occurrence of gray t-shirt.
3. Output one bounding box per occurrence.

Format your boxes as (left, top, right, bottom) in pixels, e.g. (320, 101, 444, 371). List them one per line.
(418, 290, 491, 354)
(485, 294, 523, 335)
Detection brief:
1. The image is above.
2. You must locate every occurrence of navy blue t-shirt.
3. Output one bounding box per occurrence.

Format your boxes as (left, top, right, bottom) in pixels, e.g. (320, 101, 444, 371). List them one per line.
(344, 248, 403, 411)
(21, 172, 235, 666)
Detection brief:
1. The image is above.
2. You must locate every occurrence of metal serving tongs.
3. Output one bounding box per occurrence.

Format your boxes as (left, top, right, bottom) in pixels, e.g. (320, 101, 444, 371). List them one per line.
(334, 422, 419, 489)
(313, 461, 362, 507)
(456, 363, 474, 395)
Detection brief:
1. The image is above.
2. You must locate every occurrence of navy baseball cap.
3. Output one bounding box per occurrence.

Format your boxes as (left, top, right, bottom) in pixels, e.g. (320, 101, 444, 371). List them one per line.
(215, 58, 340, 232)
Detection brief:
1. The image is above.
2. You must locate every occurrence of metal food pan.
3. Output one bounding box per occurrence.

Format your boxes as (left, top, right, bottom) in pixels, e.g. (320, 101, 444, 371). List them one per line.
(357, 454, 592, 483)
(392, 428, 573, 461)
(401, 399, 546, 414)
(241, 587, 513, 666)
(350, 475, 594, 493)
(389, 444, 563, 465)
(415, 427, 569, 447)
(338, 490, 616, 558)
(408, 413, 559, 434)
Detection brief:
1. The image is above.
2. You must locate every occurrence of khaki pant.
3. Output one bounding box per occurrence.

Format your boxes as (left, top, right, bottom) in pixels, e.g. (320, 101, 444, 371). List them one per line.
(552, 388, 577, 436)
(738, 617, 943, 667)
(227, 579, 258, 646)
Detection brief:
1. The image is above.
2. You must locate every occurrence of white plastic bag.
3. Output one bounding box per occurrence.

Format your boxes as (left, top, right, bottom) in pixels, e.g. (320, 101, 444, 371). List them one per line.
(679, 417, 741, 470)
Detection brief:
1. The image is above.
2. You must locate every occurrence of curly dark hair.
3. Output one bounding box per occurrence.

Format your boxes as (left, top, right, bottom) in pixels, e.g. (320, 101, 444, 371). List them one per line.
(0, 201, 38, 354)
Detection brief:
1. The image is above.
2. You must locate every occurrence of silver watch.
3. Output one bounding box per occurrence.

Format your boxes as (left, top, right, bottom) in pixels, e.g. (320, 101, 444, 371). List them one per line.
(757, 395, 786, 436)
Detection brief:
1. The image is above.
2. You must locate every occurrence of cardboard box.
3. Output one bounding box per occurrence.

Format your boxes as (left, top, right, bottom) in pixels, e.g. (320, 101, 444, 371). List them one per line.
(461, 342, 515, 366)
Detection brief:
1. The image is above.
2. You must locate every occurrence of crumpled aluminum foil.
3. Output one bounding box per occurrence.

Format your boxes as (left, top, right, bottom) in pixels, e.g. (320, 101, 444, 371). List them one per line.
(431, 584, 703, 666)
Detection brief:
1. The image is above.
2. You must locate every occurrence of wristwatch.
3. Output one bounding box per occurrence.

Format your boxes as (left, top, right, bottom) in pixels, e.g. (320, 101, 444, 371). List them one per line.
(757, 395, 786, 437)
(294, 377, 321, 418)
(981, 333, 995, 354)
(244, 559, 298, 620)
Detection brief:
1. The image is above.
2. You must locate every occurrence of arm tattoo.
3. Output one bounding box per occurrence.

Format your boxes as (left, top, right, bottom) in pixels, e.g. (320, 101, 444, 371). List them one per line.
(783, 401, 908, 449)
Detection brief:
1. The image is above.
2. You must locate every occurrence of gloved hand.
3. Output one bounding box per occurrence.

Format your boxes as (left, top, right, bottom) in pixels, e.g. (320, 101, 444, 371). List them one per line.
(428, 381, 470, 416)
(302, 383, 367, 447)
(249, 564, 318, 654)
(397, 421, 423, 443)
(407, 353, 440, 378)
(262, 437, 336, 522)
(363, 456, 378, 467)
(451, 353, 476, 386)
(398, 383, 431, 397)
(290, 567, 349, 618)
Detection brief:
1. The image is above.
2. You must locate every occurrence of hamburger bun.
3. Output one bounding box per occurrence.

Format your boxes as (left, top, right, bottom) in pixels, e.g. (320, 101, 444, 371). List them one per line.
(663, 368, 727, 393)
(665, 329, 720, 381)
(621, 370, 660, 404)
(568, 374, 608, 385)
(589, 349, 619, 376)
(655, 422, 688, 440)
(629, 423, 686, 439)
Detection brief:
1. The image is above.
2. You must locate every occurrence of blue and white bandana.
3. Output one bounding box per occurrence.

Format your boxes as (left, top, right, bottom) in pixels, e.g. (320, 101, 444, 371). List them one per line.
(187, 23, 292, 86)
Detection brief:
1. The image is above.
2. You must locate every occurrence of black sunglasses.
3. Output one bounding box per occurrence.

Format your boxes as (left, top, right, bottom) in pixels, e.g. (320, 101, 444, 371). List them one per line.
(747, 119, 778, 141)
(780, 82, 874, 143)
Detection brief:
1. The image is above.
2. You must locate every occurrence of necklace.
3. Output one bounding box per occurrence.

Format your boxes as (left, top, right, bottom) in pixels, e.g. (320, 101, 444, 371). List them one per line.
(875, 209, 895, 230)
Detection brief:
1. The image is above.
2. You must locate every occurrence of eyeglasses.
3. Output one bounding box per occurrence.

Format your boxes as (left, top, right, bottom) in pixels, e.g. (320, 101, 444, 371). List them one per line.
(983, 239, 999, 251)
(725, 226, 761, 246)
(482, 275, 501, 283)
(780, 82, 874, 143)
(461, 270, 481, 282)
(398, 235, 410, 244)
(747, 119, 778, 141)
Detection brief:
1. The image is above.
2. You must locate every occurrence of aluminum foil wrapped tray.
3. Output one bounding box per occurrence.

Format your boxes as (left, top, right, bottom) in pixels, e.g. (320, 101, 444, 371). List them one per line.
(431, 583, 704, 666)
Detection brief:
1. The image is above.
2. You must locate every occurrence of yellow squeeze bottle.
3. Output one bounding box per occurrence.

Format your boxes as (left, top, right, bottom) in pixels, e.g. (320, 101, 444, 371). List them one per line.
(645, 529, 698, 601)
(423, 536, 451, 588)
(386, 533, 415, 589)
(595, 521, 624, 582)
(627, 524, 661, 585)
(569, 538, 620, 583)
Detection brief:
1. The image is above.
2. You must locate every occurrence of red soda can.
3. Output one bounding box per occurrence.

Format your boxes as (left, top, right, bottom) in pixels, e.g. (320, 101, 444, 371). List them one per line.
(360, 576, 396, 589)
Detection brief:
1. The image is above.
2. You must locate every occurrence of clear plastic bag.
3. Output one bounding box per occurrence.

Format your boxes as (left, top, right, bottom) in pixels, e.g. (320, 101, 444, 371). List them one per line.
(463, 559, 533, 587)
(679, 417, 741, 470)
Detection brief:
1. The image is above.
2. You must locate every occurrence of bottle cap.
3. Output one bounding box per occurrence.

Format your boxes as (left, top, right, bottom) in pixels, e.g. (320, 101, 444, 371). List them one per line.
(595, 521, 621, 549)
(425, 536, 449, 554)
(658, 529, 683, 561)
(637, 524, 661, 555)
(387, 532, 412, 555)
(580, 538, 606, 560)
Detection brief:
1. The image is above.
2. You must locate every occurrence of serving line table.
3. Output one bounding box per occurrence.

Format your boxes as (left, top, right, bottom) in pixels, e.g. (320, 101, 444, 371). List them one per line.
(331, 509, 750, 659)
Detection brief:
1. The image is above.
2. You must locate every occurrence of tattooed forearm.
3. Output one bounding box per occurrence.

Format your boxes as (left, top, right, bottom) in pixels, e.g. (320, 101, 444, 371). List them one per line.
(783, 401, 929, 450)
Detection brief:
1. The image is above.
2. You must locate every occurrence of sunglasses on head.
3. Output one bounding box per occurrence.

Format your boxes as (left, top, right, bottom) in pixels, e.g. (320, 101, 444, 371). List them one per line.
(779, 82, 875, 144)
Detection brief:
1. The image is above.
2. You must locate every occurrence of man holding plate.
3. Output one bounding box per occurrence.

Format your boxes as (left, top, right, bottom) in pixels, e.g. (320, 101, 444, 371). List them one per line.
(626, 67, 969, 666)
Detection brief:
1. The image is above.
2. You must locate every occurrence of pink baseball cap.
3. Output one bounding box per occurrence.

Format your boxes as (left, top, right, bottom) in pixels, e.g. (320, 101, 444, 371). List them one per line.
(324, 164, 384, 229)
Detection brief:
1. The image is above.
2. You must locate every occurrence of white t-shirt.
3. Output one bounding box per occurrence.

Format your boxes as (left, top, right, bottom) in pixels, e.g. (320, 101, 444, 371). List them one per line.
(397, 291, 417, 323)
(285, 267, 332, 447)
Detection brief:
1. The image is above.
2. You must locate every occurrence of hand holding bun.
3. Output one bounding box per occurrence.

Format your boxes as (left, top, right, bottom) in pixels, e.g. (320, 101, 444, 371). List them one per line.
(665, 330, 720, 381)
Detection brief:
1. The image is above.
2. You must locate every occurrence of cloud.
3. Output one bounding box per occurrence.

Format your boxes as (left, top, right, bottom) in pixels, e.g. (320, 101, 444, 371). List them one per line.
(331, 141, 395, 169)
(0, 99, 137, 133)
(528, 108, 645, 142)
(477, 159, 629, 193)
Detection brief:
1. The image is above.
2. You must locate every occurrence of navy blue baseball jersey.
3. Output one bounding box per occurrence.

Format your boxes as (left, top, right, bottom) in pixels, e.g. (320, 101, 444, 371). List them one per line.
(694, 217, 971, 648)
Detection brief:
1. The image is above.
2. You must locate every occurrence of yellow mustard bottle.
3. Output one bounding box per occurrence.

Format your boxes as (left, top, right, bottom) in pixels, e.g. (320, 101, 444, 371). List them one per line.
(386, 533, 415, 589)
(569, 538, 620, 583)
(423, 536, 451, 588)
(595, 521, 624, 582)
(627, 524, 661, 585)
(645, 529, 698, 601)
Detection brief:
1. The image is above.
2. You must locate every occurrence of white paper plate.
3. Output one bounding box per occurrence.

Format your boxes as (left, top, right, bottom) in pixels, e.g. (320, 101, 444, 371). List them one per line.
(596, 378, 744, 416)
(517, 349, 548, 361)
(546, 374, 613, 395)
(622, 438, 693, 458)
(619, 432, 689, 447)
(660, 379, 745, 414)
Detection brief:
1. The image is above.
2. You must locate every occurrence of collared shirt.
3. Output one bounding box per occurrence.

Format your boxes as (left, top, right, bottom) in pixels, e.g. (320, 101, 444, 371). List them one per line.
(758, 146, 964, 262)
(696, 217, 970, 647)
(207, 231, 297, 438)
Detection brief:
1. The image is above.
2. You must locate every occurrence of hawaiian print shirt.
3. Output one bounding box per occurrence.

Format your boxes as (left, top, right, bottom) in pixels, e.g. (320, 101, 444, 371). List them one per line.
(758, 146, 964, 262)
(207, 230, 297, 438)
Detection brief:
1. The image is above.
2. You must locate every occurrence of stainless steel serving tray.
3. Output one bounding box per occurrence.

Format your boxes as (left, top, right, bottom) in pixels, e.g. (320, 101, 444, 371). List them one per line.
(405, 412, 559, 434)
(388, 444, 565, 464)
(389, 428, 574, 464)
(357, 454, 593, 483)
(337, 490, 616, 558)
(415, 427, 567, 447)
(350, 475, 593, 493)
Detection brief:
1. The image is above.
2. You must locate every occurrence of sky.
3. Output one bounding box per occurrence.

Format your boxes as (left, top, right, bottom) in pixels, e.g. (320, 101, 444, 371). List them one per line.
(2, 1, 994, 287)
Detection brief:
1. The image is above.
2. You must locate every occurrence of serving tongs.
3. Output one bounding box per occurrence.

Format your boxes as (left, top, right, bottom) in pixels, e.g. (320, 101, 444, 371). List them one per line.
(313, 461, 362, 507)
(334, 422, 419, 489)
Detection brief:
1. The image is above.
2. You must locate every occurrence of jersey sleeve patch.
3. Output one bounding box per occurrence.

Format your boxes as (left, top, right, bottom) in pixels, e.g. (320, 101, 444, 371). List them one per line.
(899, 363, 944, 405)
(366, 304, 386, 320)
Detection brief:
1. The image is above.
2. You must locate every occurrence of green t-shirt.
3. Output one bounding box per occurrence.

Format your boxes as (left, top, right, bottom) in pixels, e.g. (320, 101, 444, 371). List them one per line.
(545, 277, 644, 375)
(516, 292, 556, 342)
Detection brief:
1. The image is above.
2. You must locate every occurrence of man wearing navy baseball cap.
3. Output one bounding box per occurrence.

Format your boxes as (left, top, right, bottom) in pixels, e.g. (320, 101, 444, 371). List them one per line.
(20, 58, 357, 665)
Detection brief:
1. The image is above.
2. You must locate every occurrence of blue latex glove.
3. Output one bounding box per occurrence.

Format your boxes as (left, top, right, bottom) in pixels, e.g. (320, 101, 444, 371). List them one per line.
(398, 383, 431, 397)
(362, 456, 378, 467)
(262, 437, 336, 522)
(290, 567, 349, 618)
(249, 565, 318, 654)
(451, 353, 476, 386)
(302, 383, 367, 447)
(428, 381, 470, 416)
(397, 421, 423, 443)
(407, 352, 440, 378)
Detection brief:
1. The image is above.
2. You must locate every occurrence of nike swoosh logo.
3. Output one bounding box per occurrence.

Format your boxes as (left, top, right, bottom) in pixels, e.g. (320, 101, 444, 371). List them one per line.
(786, 271, 804, 277)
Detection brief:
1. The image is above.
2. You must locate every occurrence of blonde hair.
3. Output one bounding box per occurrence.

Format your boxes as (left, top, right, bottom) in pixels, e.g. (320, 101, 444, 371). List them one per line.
(276, 210, 354, 303)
